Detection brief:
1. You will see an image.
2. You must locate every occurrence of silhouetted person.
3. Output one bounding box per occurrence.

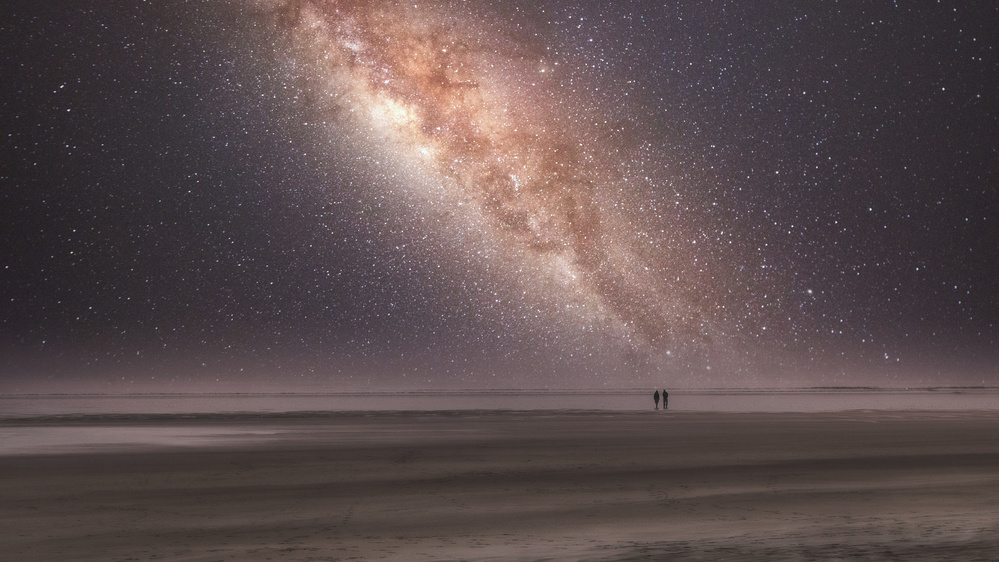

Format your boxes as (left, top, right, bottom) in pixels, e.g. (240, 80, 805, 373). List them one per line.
(662, 389, 669, 410)
(653, 390, 660, 410)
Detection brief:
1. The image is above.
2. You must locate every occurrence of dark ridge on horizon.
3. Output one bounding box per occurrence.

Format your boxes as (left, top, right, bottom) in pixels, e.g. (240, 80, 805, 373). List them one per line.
(4, 386, 999, 397)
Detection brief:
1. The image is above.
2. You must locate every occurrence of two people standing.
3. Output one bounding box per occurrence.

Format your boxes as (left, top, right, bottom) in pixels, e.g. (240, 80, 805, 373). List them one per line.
(653, 389, 669, 410)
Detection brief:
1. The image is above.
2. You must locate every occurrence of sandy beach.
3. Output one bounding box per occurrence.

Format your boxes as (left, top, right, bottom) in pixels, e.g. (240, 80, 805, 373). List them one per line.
(2, 410, 998, 560)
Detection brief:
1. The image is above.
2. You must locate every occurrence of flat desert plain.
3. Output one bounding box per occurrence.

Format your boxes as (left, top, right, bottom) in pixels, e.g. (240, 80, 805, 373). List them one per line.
(2, 410, 998, 560)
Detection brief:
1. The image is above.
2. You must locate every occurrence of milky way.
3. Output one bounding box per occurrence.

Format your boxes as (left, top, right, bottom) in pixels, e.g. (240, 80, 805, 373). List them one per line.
(264, 0, 728, 367)
(3, 0, 996, 390)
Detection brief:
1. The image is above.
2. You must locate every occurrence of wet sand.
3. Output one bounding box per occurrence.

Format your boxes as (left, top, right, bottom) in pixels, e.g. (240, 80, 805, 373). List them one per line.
(2, 410, 999, 560)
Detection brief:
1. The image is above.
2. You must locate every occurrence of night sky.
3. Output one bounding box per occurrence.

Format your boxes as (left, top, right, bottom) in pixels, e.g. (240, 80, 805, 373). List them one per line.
(2, 1, 996, 391)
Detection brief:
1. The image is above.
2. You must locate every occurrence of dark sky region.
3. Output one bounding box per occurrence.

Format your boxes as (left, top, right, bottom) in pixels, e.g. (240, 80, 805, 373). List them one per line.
(1, 0, 996, 392)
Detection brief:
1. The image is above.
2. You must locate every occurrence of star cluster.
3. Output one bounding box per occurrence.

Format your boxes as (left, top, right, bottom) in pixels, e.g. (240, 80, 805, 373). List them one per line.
(1, 1, 996, 390)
